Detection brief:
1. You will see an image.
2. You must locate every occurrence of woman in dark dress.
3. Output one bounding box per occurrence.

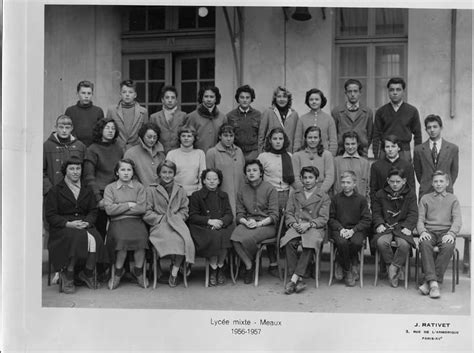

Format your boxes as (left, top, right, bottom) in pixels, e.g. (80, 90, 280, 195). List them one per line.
(45, 156, 106, 294)
(188, 168, 235, 286)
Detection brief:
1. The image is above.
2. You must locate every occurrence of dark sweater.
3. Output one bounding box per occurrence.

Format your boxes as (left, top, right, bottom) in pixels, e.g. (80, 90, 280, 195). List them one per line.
(373, 102, 421, 158)
(226, 107, 262, 153)
(370, 156, 415, 203)
(84, 141, 123, 201)
(329, 191, 371, 233)
(65, 101, 104, 146)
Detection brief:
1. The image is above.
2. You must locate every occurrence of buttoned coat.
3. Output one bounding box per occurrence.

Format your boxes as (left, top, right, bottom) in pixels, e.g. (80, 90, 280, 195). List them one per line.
(45, 180, 106, 269)
(280, 188, 330, 249)
(106, 102, 149, 151)
(413, 139, 459, 198)
(185, 106, 227, 153)
(149, 109, 188, 154)
(144, 183, 195, 263)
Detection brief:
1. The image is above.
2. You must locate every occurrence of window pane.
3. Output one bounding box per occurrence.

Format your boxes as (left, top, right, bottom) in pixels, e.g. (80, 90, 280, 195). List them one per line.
(198, 7, 215, 28)
(199, 58, 215, 80)
(179, 6, 197, 29)
(375, 46, 404, 77)
(339, 47, 367, 76)
(375, 8, 407, 35)
(148, 7, 166, 30)
(148, 104, 161, 115)
(181, 82, 197, 103)
(181, 104, 196, 114)
(129, 60, 146, 80)
(149, 59, 165, 80)
(129, 7, 146, 31)
(149, 82, 164, 103)
(375, 79, 388, 109)
(199, 80, 215, 90)
(136, 82, 146, 103)
(181, 59, 197, 80)
(338, 8, 368, 36)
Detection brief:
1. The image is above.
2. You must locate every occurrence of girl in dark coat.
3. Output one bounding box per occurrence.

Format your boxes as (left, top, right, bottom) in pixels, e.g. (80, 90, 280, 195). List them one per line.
(372, 167, 418, 288)
(45, 157, 106, 294)
(188, 168, 235, 286)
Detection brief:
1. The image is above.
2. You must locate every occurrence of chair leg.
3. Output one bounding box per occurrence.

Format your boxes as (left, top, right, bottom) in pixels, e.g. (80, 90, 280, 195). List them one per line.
(48, 260, 52, 286)
(183, 262, 188, 288)
(229, 252, 236, 284)
(153, 248, 157, 290)
(283, 257, 288, 287)
(455, 248, 460, 285)
(143, 258, 148, 289)
(205, 259, 209, 288)
(108, 264, 115, 290)
(359, 246, 364, 288)
(415, 248, 419, 285)
(328, 242, 334, 287)
(93, 266, 98, 290)
(374, 249, 379, 286)
(314, 250, 320, 288)
(254, 247, 263, 287)
(404, 255, 409, 290)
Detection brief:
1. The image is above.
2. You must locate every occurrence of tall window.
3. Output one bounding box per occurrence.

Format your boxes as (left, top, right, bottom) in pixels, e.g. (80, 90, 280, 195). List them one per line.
(122, 6, 215, 114)
(335, 8, 408, 110)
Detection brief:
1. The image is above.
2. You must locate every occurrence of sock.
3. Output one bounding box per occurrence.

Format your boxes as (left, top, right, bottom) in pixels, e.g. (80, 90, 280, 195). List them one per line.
(133, 266, 142, 277)
(291, 274, 299, 283)
(83, 268, 93, 277)
(210, 264, 218, 270)
(269, 262, 277, 267)
(217, 263, 224, 268)
(115, 267, 124, 277)
(171, 266, 179, 276)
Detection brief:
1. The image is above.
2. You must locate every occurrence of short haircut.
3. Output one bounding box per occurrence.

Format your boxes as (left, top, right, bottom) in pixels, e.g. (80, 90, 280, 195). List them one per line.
(301, 126, 324, 156)
(432, 170, 449, 181)
(344, 79, 362, 91)
(300, 166, 320, 179)
(161, 85, 178, 99)
(138, 122, 161, 140)
(60, 156, 83, 175)
(234, 84, 256, 103)
(77, 80, 94, 92)
(424, 114, 443, 128)
(271, 86, 292, 108)
(304, 88, 327, 109)
(198, 85, 221, 105)
(387, 77, 406, 89)
(382, 134, 401, 149)
(387, 167, 406, 179)
(156, 160, 177, 176)
(177, 125, 198, 147)
(56, 114, 73, 126)
(200, 168, 223, 186)
(120, 79, 136, 90)
(114, 158, 136, 179)
(264, 127, 290, 152)
(218, 124, 235, 136)
(341, 170, 357, 182)
(92, 118, 119, 143)
(244, 159, 264, 177)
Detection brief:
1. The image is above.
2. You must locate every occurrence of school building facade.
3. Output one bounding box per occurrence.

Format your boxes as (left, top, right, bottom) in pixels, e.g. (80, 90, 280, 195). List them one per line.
(43, 5, 472, 228)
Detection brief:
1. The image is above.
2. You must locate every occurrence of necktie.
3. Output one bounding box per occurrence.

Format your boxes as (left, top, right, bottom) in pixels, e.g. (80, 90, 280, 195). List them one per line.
(432, 142, 438, 166)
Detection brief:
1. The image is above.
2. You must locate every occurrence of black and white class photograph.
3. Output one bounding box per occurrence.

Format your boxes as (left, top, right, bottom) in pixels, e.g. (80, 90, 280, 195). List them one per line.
(2, 1, 472, 352)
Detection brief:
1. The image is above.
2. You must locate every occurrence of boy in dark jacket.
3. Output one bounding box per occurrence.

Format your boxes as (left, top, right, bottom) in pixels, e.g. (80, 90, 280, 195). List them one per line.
(329, 171, 371, 286)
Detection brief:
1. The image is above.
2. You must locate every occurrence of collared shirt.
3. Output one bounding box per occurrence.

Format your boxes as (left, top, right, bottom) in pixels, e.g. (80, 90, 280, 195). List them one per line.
(346, 101, 360, 111)
(390, 101, 404, 112)
(342, 151, 361, 159)
(429, 139, 442, 151)
(238, 106, 251, 114)
(116, 180, 135, 189)
(432, 190, 447, 198)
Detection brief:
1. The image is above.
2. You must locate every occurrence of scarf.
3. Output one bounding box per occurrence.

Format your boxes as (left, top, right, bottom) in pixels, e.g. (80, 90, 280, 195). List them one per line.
(198, 104, 218, 119)
(267, 146, 295, 185)
(64, 178, 81, 200)
(276, 104, 290, 124)
(160, 180, 174, 197)
(121, 101, 135, 109)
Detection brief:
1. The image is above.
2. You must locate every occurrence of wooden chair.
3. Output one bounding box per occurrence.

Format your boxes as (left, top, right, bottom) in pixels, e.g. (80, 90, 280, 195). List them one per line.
(415, 244, 459, 293)
(374, 240, 410, 289)
(328, 238, 366, 288)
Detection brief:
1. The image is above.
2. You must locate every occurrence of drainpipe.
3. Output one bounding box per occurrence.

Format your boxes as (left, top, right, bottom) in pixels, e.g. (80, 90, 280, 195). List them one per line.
(450, 9, 456, 119)
(282, 8, 289, 87)
(223, 7, 243, 86)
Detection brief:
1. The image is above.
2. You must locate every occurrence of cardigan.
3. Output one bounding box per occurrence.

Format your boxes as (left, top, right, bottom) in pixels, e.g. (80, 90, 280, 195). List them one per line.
(258, 107, 303, 153)
(299, 110, 338, 156)
(257, 152, 293, 192)
(149, 109, 188, 154)
(331, 104, 373, 155)
(123, 138, 166, 187)
(106, 101, 148, 151)
(236, 180, 279, 226)
(103, 180, 147, 221)
(373, 102, 422, 158)
(291, 149, 334, 193)
(84, 141, 123, 201)
(65, 101, 104, 147)
(417, 192, 462, 236)
(226, 106, 262, 154)
(166, 147, 206, 196)
(185, 105, 227, 153)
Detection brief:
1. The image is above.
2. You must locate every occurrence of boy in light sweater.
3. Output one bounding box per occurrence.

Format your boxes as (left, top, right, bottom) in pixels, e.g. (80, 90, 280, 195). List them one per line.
(417, 170, 462, 299)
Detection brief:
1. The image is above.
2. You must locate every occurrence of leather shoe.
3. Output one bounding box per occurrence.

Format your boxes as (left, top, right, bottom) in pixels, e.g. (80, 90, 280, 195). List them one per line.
(168, 274, 179, 287)
(295, 280, 307, 293)
(78, 271, 95, 289)
(217, 267, 226, 285)
(60, 271, 76, 294)
(344, 270, 356, 287)
(334, 262, 343, 281)
(268, 265, 280, 278)
(418, 281, 430, 295)
(209, 268, 217, 286)
(243, 267, 254, 284)
(284, 281, 296, 295)
(429, 283, 441, 299)
(388, 264, 399, 288)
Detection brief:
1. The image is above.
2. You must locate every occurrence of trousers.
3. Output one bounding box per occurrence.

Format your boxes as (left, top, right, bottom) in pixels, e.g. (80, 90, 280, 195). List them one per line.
(285, 238, 314, 277)
(419, 230, 455, 283)
(332, 231, 365, 272)
(376, 233, 410, 268)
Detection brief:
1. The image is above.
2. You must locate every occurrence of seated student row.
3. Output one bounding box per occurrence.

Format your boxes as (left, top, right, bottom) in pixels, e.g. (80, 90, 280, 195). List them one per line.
(46, 152, 460, 300)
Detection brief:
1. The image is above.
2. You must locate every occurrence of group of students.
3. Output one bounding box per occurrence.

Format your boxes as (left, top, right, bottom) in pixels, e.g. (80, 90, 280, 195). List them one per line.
(43, 77, 461, 300)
